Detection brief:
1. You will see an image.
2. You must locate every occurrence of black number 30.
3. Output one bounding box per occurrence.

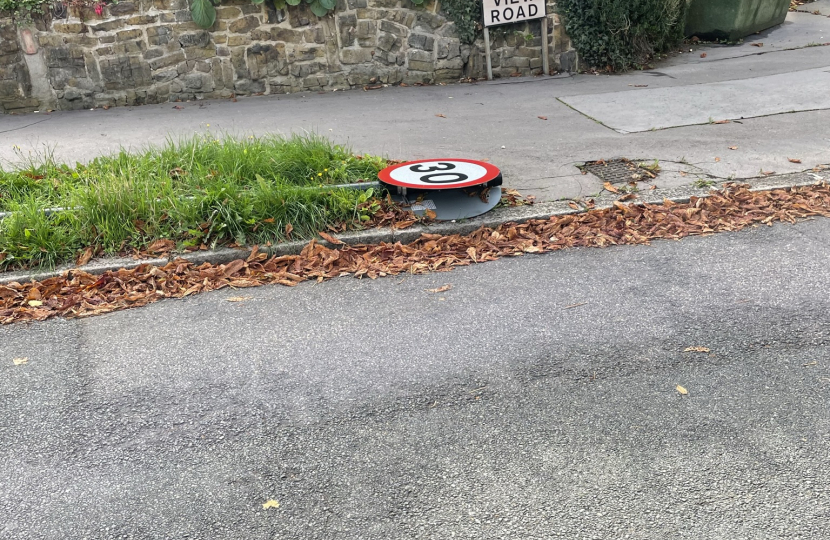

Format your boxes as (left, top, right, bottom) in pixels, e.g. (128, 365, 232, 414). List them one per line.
(409, 162, 469, 183)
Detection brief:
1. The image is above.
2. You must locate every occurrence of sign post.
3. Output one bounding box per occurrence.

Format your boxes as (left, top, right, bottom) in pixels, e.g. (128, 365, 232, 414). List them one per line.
(481, 0, 549, 80)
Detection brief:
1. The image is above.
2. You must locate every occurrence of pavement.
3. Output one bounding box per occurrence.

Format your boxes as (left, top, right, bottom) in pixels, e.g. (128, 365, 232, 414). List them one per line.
(1, 9, 829, 202)
(3, 7, 830, 539)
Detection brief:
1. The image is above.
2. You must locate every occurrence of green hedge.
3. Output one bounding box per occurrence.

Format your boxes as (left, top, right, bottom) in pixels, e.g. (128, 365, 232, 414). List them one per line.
(557, 0, 689, 71)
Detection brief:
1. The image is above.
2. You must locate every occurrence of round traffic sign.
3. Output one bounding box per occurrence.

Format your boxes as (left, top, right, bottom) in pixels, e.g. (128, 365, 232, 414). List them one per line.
(378, 159, 501, 190)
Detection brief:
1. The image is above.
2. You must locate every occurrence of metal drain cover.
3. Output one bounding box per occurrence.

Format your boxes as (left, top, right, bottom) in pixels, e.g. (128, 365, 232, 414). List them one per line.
(581, 159, 658, 184)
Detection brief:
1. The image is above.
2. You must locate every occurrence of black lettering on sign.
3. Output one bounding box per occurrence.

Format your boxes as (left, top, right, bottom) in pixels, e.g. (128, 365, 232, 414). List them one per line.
(529, 4, 538, 16)
(409, 162, 455, 173)
(516, 5, 525, 18)
(490, 9, 500, 22)
(420, 172, 469, 183)
(504, 7, 513, 20)
(409, 162, 469, 183)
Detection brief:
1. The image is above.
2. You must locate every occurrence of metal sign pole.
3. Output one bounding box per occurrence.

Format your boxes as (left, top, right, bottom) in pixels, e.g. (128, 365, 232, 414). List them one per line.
(483, 27, 493, 81)
(541, 16, 549, 76)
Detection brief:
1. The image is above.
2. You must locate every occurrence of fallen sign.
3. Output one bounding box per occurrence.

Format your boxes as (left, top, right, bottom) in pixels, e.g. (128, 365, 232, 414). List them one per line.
(481, 0, 550, 79)
(378, 159, 503, 220)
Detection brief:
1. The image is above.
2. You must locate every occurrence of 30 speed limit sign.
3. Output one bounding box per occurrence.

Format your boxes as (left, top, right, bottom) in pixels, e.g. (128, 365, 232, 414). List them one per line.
(378, 159, 502, 190)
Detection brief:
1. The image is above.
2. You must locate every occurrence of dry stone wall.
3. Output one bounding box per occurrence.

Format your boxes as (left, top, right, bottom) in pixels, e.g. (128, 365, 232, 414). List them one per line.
(0, 0, 573, 113)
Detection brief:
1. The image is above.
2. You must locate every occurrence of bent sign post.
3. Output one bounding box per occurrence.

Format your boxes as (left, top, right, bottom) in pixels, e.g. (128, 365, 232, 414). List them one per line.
(481, 0, 549, 80)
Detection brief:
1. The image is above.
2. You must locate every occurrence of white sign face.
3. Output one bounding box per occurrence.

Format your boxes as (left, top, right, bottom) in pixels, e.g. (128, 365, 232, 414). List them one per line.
(389, 161, 488, 188)
(482, 0, 545, 27)
(378, 159, 501, 190)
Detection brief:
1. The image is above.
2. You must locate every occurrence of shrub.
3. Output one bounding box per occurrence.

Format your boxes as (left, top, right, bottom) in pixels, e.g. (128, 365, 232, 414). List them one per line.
(556, 0, 689, 71)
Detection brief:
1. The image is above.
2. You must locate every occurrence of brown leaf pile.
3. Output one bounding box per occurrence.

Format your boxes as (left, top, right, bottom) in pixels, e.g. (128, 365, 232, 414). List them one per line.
(3, 184, 830, 325)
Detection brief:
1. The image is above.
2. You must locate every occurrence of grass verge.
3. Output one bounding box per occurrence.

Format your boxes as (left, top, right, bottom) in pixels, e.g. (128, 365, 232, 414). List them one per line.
(0, 133, 389, 271)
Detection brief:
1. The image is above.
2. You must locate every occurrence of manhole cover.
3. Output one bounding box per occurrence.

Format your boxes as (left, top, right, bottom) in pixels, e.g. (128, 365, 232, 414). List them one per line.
(581, 158, 659, 184)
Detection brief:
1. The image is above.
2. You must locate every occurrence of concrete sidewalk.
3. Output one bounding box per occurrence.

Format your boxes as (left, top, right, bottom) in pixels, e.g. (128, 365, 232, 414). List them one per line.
(1, 8, 829, 202)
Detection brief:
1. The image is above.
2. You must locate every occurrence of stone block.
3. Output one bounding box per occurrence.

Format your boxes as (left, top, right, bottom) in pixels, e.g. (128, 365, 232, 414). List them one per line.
(379, 20, 406, 37)
(272, 27, 301, 43)
(98, 35, 116, 44)
(127, 15, 158, 25)
(178, 30, 210, 48)
(229, 15, 260, 33)
(227, 35, 250, 46)
(152, 67, 178, 82)
(108, 1, 137, 15)
(143, 47, 164, 60)
(251, 29, 271, 41)
(146, 26, 171, 46)
(215, 6, 242, 18)
(303, 27, 324, 44)
(116, 29, 143, 41)
(407, 33, 433, 51)
(234, 78, 265, 93)
(88, 19, 125, 33)
(339, 47, 372, 64)
(196, 60, 211, 72)
(53, 23, 87, 34)
(338, 14, 356, 46)
(356, 20, 375, 39)
(148, 50, 185, 69)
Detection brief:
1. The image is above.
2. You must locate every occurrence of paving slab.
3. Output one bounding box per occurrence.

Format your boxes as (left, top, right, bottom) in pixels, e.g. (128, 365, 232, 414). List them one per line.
(558, 67, 830, 133)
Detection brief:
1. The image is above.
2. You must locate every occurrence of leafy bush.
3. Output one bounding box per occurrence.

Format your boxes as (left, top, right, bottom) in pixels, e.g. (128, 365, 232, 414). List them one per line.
(556, 0, 689, 71)
(437, 0, 481, 45)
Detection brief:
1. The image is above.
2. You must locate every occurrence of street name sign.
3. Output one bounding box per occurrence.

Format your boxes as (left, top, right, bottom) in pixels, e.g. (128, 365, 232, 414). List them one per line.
(483, 0, 545, 27)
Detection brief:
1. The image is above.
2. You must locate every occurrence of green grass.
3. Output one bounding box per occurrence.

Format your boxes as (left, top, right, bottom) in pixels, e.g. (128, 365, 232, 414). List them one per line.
(0, 133, 389, 270)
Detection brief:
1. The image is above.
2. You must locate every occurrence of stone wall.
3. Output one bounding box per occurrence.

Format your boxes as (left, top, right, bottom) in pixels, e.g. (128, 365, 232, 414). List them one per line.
(0, 0, 573, 113)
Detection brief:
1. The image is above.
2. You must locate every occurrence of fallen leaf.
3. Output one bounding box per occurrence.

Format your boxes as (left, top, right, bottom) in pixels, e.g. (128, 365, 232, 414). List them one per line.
(684, 346, 711, 353)
(713, 120, 730, 124)
(76, 246, 94, 266)
(676, 384, 689, 395)
(603, 182, 619, 193)
(425, 209, 437, 220)
(714, 157, 721, 162)
(285, 223, 294, 238)
(147, 239, 175, 254)
(172, 105, 184, 110)
(13, 357, 28, 365)
(568, 201, 580, 210)
(426, 284, 452, 293)
(318, 231, 345, 245)
(262, 500, 280, 509)
(619, 193, 637, 201)
(700, 53, 707, 58)
(538, 116, 548, 120)
(227, 296, 252, 302)
(649, 185, 657, 190)
(728, 146, 738, 150)
(762, 170, 775, 176)
(751, 42, 763, 47)
(435, 113, 446, 118)
(788, 158, 802, 164)
(27, 300, 43, 307)
(262, 218, 275, 224)
(679, 171, 688, 176)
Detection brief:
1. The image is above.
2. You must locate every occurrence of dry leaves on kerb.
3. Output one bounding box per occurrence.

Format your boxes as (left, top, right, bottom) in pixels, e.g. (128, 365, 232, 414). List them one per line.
(3, 184, 830, 325)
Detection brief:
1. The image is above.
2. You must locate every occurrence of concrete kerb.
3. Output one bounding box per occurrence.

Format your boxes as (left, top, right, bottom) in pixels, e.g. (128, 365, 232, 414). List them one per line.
(1, 171, 825, 286)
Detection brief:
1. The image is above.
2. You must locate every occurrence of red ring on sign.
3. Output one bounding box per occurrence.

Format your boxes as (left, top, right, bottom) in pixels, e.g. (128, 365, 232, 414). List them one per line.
(378, 158, 501, 190)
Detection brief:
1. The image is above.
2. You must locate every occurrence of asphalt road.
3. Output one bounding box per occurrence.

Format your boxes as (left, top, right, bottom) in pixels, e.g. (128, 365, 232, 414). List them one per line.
(2, 218, 830, 539)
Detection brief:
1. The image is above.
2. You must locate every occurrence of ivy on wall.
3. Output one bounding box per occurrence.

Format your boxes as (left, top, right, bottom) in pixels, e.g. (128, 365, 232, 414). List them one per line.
(556, 0, 688, 71)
